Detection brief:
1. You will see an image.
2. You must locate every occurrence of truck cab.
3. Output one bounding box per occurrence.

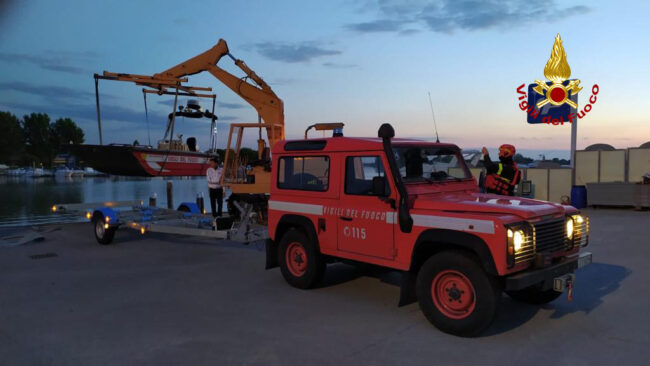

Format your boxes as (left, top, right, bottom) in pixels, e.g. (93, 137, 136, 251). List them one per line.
(266, 123, 591, 337)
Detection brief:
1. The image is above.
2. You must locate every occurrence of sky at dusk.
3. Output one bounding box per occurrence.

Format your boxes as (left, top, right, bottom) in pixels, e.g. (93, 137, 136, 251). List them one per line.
(1, 0, 649, 159)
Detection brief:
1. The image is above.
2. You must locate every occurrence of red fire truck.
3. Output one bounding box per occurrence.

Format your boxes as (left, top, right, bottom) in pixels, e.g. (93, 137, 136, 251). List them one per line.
(69, 122, 592, 337)
(265, 123, 592, 337)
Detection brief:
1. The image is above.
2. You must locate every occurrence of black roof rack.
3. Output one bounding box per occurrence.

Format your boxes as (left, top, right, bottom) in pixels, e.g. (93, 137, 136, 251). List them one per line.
(284, 140, 327, 151)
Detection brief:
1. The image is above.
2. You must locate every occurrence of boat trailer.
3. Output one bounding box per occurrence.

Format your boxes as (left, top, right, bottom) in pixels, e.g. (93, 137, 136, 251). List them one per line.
(52, 200, 268, 245)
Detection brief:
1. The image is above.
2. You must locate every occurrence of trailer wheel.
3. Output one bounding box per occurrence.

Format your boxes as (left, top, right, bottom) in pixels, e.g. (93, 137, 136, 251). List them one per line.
(416, 250, 501, 337)
(506, 283, 562, 304)
(278, 228, 325, 289)
(93, 215, 116, 245)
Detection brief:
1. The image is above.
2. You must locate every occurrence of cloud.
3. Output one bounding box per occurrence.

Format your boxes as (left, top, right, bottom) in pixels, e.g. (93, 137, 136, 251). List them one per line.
(399, 29, 421, 36)
(10, 101, 164, 125)
(346, 19, 406, 32)
(0, 90, 227, 145)
(217, 101, 247, 109)
(322, 62, 359, 69)
(0, 82, 91, 100)
(216, 115, 239, 122)
(253, 41, 342, 63)
(0, 50, 98, 74)
(0, 81, 115, 101)
(158, 98, 193, 107)
(173, 17, 191, 24)
(269, 78, 299, 85)
(347, 0, 591, 34)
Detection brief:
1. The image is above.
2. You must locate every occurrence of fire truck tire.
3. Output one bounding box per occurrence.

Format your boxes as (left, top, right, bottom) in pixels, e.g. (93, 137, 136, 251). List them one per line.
(416, 250, 501, 337)
(506, 284, 562, 304)
(93, 216, 116, 245)
(278, 228, 325, 289)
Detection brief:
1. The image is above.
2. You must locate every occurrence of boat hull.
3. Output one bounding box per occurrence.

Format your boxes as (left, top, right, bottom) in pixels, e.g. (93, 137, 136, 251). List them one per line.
(70, 145, 212, 177)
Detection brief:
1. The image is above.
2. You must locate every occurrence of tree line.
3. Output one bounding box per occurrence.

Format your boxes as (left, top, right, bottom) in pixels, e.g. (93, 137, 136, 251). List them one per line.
(0, 111, 85, 167)
(0, 110, 567, 167)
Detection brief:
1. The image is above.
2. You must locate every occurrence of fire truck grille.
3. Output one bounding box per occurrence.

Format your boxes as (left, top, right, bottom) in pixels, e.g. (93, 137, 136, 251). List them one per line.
(514, 218, 568, 264)
(534, 219, 568, 254)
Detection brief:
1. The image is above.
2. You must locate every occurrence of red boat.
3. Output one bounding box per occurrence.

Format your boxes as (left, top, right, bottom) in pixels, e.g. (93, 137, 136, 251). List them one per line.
(74, 68, 219, 177)
(75, 38, 284, 183)
(71, 143, 212, 177)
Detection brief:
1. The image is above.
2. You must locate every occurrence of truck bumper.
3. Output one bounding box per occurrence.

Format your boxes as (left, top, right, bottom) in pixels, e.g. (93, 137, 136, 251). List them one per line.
(504, 252, 592, 291)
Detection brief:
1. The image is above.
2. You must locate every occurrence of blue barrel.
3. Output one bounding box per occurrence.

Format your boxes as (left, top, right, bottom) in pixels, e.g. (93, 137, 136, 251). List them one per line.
(571, 185, 587, 208)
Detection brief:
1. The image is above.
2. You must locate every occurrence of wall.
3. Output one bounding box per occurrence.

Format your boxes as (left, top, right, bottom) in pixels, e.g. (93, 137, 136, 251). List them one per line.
(628, 148, 650, 183)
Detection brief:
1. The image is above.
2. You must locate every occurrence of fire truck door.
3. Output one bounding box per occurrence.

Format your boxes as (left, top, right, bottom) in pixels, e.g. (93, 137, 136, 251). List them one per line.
(336, 154, 395, 259)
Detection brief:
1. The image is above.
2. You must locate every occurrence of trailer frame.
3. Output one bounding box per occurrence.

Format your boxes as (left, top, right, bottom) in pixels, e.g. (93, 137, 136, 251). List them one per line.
(53, 200, 268, 244)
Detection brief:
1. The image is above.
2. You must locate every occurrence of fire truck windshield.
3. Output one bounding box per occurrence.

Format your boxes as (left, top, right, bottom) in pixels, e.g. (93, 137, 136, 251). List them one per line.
(393, 145, 471, 183)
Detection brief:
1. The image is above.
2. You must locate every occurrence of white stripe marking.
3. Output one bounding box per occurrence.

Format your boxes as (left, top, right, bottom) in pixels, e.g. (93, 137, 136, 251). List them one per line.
(268, 201, 323, 215)
(411, 214, 494, 234)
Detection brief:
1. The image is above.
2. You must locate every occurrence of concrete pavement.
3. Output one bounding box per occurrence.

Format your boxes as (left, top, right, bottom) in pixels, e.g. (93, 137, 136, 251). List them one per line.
(0, 208, 648, 365)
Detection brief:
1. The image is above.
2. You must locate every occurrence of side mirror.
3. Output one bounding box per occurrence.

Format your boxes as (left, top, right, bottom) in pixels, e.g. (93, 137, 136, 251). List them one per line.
(372, 176, 388, 196)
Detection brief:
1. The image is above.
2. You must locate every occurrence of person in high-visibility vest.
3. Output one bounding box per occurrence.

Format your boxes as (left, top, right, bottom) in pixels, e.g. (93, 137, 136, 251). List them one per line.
(481, 144, 521, 196)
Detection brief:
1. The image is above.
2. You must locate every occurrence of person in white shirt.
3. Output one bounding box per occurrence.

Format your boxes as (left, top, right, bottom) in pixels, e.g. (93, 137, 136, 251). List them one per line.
(206, 157, 223, 217)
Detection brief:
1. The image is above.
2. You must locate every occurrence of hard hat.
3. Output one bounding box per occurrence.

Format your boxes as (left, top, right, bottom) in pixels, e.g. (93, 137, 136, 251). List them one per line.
(499, 144, 516, 158)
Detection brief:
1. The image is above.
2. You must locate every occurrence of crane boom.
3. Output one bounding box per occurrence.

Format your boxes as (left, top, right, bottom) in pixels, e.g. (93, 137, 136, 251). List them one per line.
(154, 39, 284, 146)
(95, 39, 284, 198)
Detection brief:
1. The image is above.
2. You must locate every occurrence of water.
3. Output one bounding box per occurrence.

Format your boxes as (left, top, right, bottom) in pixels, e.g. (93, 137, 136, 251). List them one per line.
(0, 175, 219, 227)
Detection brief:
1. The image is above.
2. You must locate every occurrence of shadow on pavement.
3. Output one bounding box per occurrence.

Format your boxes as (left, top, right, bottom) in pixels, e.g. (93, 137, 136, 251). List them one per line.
(319, 261, 629, 336)
(319, 263, 364, 288)
(484, 262, 629, 335)
(483, 298, 541, 336)
(548, 262, 630, 318)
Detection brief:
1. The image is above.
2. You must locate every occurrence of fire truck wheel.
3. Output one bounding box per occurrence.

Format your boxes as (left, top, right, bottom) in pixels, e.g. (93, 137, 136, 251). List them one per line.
(93, 216, 116, 245)
(506, 284, 562, 304)
(416, 250, 501, 337)
(278, 228, 325, 289)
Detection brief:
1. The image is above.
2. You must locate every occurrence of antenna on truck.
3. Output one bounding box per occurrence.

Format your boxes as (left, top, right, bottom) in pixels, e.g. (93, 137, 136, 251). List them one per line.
(427, 91, 440, 143)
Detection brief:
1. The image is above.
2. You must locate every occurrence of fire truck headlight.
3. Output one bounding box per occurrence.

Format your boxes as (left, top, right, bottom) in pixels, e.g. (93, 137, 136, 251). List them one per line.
(570, 214, 589, 247)
(513, 230, 524, 251)
(566, 218, 574, 239)
(505, 222, 532, 268)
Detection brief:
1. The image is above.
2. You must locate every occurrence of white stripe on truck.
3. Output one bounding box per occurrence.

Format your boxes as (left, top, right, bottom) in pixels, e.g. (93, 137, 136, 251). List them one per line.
(268, 201, 494, 234)
(411, 214, 494, 234)
(268, 201, 323, 215)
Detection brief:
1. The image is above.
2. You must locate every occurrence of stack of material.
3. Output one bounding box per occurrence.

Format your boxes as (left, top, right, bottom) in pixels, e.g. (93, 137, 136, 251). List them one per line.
(586, 182, 636, 207)
(635, 174, 650, 209)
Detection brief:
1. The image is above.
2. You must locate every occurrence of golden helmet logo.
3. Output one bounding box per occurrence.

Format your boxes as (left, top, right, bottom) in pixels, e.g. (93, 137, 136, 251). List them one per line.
(516, 34, 599, 125)
(533, 34, 582, 108)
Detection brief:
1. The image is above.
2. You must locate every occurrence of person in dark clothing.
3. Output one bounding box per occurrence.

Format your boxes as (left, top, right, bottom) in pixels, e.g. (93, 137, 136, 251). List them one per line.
(405, 147, 424, 179)
(481, 144, 521, 196)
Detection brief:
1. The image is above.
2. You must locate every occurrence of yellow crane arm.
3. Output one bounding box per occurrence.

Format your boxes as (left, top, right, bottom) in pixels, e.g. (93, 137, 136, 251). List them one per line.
(153, 39, 284, 147)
